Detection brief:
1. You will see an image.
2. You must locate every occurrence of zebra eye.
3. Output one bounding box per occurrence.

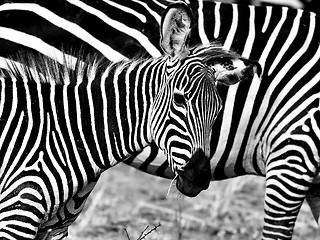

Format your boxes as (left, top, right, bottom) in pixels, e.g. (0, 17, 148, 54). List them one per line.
(173, 92, 186, 106)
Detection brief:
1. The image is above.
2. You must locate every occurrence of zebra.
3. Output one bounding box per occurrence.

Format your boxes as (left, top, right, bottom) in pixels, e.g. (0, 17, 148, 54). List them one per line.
(0, 2, 260, 239)
(123, 1, 320, 239)
(1, 0, 319, 239)
(0, 0, 163, 64)
(1, 0, 318, 67)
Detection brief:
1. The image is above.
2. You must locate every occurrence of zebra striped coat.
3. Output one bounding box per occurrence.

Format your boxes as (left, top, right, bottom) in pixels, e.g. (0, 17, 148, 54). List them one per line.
(0, 3, 260, 239)
(131, 2, 320, 239)
(1, 0, 320, 239)
(129, 2, 320, 239)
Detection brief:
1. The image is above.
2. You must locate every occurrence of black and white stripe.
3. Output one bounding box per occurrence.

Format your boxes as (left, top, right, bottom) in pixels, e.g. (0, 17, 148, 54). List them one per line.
(127, 2, 320, 239)
(0, 0, 318, 68)
(1, 0, 320, 239)
(0, 0, 164, 65)
(0, 3, 261, 237)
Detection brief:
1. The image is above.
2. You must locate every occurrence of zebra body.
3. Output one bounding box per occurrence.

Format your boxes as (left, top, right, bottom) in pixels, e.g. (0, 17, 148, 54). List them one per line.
(127, 2, 320, 239)
(0, 0, 319, 65)
(0, 3, 259, 238)
(0, 0, 164, 63)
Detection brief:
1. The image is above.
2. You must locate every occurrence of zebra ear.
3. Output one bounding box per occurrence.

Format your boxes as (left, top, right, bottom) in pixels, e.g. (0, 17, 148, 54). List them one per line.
(212, 58, 262, 85)
(160, 2, 193, 59)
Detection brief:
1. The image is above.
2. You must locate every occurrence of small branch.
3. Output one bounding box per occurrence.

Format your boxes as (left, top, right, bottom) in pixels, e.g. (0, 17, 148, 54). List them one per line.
(123, 228, 131, 240)
(137, 223, 161, 240)
(124, 223, 161, 240)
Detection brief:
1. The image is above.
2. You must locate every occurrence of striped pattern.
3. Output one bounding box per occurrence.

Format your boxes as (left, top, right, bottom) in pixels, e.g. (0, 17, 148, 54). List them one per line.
(127, 2, 320, 239)
(1, 0, 320, 239)
(0, 0, 164, 65)
(0, 29, 237, 237)
(0, 0, 318, 68)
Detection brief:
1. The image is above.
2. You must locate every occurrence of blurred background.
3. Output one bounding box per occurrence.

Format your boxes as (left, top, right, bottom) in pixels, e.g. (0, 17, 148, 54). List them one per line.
(69, 165, 319, 240)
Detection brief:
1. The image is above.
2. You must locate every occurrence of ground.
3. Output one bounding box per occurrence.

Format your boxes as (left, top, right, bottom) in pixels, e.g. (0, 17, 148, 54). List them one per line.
(69, 164, 320, 240)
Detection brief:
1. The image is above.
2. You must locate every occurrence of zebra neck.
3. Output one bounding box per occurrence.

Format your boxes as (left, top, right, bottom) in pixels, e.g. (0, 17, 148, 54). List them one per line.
(96, 57, 167, 167)
(3, 54, 169, 171)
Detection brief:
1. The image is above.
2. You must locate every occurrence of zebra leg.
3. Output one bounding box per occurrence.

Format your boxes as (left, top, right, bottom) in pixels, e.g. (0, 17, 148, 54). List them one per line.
(263, 162, 315, 239)
(306, 184, 320, 225)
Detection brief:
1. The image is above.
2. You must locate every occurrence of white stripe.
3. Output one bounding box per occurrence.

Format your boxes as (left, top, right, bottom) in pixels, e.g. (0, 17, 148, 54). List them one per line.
(125, 63, 136, 153)
(50, 81, 68, 168)
(214, 2, 221, 39)
(114, 65, 129, 157)
(67, 0, 161, 58)
(152, 0, 167, 9)
(62, 73, 88, 184)
(131, 0, 161, 24)
(0, 78, 5, 119)
(51, 131, 66, 166)
(262, 6, 272, 33)
(0, 78, 18, 190)
(134, 61, 149, 151)
(242, 6, 255, 58)
(259, 7, 288, 72)
(269, 9, 303, 75)
(223, 4, 238, 50)
(139, 61, 153, 147)
(45, 116, 68, 203)
(87, 64, 105, 167)
(74, 70, 99, 173)
(211, 84, 239, 172)
(101, 66, 117, 165)
(0, 3, 126, 62)
(261, 0, 304, 9)
(102, 0, 147, 23)
(41, 149, 60, 210)
(197, 0, 209, 45)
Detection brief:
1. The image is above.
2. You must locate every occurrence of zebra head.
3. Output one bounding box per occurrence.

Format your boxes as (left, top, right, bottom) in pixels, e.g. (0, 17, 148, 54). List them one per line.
(151, 2, 261, 197)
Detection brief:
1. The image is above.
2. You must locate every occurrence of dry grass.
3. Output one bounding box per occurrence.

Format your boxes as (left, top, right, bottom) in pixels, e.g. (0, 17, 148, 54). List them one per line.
(68, 164, 319, 240)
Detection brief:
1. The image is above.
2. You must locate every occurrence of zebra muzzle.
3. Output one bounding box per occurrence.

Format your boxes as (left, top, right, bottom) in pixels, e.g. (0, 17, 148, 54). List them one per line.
(176, 149, 211, 197)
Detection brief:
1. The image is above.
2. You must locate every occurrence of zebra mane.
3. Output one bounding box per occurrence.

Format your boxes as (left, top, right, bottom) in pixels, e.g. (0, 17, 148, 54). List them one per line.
(1, 50, 111, 85)
(0, 49, 160, 86)
(0, 42, 240, 85)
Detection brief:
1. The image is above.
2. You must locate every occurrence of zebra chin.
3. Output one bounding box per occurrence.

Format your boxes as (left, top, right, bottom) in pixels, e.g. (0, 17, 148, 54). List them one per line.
(176, 149, 211, 197)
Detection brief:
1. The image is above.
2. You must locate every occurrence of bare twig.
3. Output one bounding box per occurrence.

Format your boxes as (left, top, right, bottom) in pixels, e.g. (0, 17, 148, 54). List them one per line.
(137, 223, 161, 240)
(124, 223, 161, 240)
(123, 228, 131, 240)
